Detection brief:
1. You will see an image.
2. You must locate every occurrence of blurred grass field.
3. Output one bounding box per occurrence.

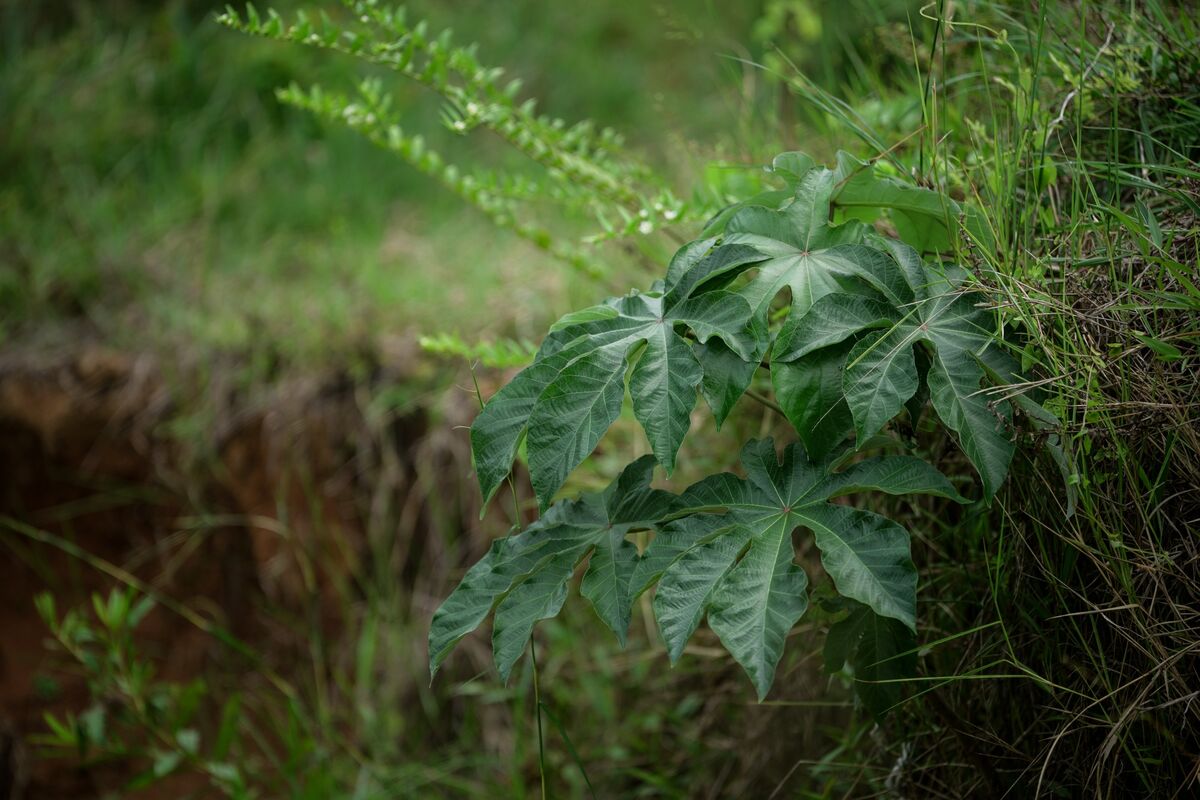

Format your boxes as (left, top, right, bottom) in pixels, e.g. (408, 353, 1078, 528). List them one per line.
(1, 0, 766, 365)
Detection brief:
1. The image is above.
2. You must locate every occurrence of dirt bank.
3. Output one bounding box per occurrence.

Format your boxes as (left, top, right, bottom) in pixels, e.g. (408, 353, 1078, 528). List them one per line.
(0, 340, 508, 798)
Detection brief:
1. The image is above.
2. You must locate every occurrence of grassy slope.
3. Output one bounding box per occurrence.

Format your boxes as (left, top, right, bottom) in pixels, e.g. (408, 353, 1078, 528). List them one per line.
(787, 2, 1200, 795)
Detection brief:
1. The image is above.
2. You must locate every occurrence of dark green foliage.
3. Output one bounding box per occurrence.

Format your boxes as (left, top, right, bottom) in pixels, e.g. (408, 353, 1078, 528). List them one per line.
(822, 600, 916, 721)
(435, 152, 1046, 707)
(435, 435, 964, 701)
(429, 455, 679, 680)
(471, 289, 758, 510)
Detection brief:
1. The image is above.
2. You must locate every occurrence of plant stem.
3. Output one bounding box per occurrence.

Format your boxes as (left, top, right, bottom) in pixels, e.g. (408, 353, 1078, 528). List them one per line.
(531, 637, 547, 800)
(744, 388, 787, 418)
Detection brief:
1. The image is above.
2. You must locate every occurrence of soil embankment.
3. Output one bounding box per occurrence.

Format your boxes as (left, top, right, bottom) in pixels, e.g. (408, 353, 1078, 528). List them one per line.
(0, 341, 501, 798)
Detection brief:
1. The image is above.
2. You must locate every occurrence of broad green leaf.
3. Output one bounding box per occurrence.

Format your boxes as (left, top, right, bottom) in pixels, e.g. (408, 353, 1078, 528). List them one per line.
(427, 524, 562, 679)
(874, 234, 933, 299)
(926, 343, 1014, 500)
(843, 275, 1015, 496)
(893, 208, 950, 255)
(771, 294, 914, 460)
(821, 455, 967, 502)
(428, 456, 676, 679)
(664, 242, 766, 302)
(773, 294, 901, 362)
(770, 151, 816, 186)
(771, 340, 855, 461)
(548, 304, 619, 331)
(844, 328, 921, 442)
(471, 289, 756, 509)
(719, 169, 915, 322)
(707, 513, 809, 699)
(694, 152, 816, 237)
(832, 151, 958, 254)
(663, 236, 719, 291)
(653, 521, 754, 665)
(628, 512, 729, 599)
(798, 504, 917, 629)
(492, 555, 575, 680)
(469, 334, 593, 509)
(632, 438, 960, 699)
(700, 191, 793, 238)
(628, 325, 704, 477)
(693, 336, 760, 429)
(773, 255, 1018, 498)
(823, 601, 917, 720)
(663, 244, 770, 428)
(702, 150, 995, 258)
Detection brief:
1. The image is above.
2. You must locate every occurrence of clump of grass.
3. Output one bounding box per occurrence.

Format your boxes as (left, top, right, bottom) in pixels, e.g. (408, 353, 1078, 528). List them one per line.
(772, 1, 1200, 795)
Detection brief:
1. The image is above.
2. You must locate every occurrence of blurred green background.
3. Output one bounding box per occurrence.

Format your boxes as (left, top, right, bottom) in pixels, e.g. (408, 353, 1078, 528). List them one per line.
(0, 0, 917, 367)
(0, 2, 927, 797)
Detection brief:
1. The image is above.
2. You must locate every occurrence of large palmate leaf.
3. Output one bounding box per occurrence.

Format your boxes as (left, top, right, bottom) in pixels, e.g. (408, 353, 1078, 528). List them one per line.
(631, 438, 964, 699)
(667, 164, 934, 460)
(438, 150, 1028, 719)
(667, 161, 917, 325)
(774, 255, 1017, 498)
(428, 456, 677, 681)
(471, 285, 758, 510)
(661, 167, 920, 443)
(702, 169, 915, 324)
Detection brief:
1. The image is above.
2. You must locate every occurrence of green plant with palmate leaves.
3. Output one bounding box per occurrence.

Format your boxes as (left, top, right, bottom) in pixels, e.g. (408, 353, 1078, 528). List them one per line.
(431, 152, 1058, 716)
